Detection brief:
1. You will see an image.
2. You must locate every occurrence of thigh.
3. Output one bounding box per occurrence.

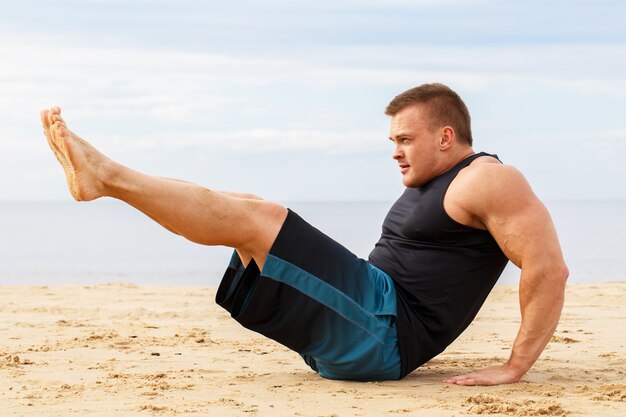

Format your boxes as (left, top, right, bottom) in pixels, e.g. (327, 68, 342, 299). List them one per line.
(233, 199, 287, 270)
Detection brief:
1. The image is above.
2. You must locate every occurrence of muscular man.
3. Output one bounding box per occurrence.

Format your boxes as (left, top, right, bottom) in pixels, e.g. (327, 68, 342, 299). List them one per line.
(40, 83, 568, 385)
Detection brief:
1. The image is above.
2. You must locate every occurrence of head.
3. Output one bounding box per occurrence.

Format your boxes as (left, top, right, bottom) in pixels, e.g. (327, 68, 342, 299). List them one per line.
(386, 83, 473, 146)
(386, 83, 474, 187)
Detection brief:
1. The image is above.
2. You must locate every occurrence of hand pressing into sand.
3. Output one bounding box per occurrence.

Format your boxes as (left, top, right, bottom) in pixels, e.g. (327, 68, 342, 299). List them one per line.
(443, 363, 522, 386)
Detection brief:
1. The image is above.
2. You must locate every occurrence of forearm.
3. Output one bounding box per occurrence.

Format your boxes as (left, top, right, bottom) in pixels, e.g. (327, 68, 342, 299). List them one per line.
(507, 265, 568, 376)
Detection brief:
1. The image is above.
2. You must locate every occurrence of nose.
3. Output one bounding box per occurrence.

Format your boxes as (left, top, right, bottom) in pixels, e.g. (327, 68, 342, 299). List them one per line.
(392, 145, 403, 161)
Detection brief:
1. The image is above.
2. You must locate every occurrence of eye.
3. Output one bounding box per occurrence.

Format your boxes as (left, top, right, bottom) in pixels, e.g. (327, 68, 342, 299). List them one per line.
(389, 137, 412, 145)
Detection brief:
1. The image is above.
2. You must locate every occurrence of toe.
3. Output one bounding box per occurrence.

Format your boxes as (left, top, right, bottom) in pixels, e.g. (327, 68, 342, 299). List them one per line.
(40, 109, 50, 129)
(53, 120, 64, 134)
(48, 106, 61, 126)
(54, 121, 70, 142)
(51, 121, 63, 144)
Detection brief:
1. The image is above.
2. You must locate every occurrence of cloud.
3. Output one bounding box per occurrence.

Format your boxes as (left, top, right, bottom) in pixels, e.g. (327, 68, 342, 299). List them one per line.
(3, 35, 626, 158)
(3, 38, 626, 121)
(3, 128, 388, 155)
(4, 37, 626, 100)
(2, 4, 626, 202)
(110, 128, 389, 154)
(314, 0, 486, 7)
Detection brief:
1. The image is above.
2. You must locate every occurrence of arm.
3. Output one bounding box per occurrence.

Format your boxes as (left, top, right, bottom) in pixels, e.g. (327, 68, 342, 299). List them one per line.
(444, 164, 569, 386)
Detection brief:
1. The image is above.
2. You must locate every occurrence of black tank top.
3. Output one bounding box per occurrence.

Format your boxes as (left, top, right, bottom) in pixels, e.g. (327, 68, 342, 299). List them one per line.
(369, 152, 509, 378)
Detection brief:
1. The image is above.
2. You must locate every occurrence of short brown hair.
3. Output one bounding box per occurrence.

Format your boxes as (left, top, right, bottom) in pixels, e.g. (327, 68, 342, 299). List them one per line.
(385, 83, 473, 146)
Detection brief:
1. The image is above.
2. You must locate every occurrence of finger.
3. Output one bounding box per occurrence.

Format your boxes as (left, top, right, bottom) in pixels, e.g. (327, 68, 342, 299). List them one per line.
(443, 372, 477, 383)
(456, 378, 480, 386)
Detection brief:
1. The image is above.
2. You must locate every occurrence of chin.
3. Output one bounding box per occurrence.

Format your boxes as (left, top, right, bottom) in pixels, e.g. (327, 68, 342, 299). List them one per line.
(402, 177, 418, 188)
(402, 176, 426, 188)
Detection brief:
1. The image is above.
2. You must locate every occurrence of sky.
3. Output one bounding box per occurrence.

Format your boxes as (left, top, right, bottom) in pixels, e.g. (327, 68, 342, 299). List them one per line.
(1, 0, 625, 203)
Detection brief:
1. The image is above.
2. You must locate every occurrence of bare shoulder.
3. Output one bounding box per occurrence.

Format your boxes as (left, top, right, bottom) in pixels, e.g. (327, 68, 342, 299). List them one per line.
(445, 157, 539, 229)
(462, 158, 531, 194)
(447, 156, 565, 270)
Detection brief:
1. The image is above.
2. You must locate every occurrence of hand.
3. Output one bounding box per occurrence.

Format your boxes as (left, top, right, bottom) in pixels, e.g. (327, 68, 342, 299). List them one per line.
(442, 363, 523, 386)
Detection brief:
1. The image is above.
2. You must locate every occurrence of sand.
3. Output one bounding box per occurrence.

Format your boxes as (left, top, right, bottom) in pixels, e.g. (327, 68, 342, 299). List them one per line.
(1, 282, 624, 416)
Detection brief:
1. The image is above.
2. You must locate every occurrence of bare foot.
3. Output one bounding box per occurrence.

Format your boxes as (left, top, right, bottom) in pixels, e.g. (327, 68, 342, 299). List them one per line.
(40, 107, 109, 201)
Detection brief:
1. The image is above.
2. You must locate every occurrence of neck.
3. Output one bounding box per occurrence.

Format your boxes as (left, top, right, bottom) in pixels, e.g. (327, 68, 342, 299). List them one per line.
(458, 146, 475, 158)
(442, 147, 475, 172)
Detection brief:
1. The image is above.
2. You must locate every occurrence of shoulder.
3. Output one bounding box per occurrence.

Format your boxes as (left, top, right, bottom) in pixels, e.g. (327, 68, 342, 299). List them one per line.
(460, 158, 531, 195)
(445, 157, 538, 229)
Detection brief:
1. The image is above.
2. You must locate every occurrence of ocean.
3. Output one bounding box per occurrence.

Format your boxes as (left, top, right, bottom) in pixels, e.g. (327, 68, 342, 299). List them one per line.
(0, 200, 624, 286)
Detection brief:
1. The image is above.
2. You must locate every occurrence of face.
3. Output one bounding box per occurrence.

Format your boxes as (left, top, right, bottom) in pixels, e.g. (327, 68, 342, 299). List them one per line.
(389, 104, 445, 187)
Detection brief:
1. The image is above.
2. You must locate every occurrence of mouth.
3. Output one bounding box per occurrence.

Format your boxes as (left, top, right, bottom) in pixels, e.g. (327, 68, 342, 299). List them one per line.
(399, 163, 409, 175)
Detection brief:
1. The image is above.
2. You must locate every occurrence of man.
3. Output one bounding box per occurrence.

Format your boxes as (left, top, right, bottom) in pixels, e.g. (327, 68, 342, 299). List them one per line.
(40, 83, 568, 385)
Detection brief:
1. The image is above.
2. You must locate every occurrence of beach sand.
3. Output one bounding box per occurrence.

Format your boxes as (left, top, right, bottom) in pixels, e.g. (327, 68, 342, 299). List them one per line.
(1, 282, 624, 416)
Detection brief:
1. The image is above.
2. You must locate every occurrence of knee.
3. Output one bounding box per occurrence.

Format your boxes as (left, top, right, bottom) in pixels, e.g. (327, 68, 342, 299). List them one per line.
(244, 200, 288, 252)
(257, 200, 288, 225)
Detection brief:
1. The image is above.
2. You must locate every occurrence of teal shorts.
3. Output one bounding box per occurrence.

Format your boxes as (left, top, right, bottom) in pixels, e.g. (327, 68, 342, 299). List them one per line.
(216, 209, 402, 381)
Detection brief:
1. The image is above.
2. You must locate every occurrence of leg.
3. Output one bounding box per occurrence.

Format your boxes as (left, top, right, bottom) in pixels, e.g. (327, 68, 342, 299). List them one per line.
(209, 190, 263, 266)
(159, 179, 263, 266)
(40, 107, 286, 269)
(120, 183, 261, 267)
(123, 175, 262, 267)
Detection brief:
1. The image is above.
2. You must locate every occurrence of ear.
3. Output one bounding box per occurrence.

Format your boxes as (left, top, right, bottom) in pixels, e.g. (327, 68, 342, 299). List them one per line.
(439, 126, 455, 150)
